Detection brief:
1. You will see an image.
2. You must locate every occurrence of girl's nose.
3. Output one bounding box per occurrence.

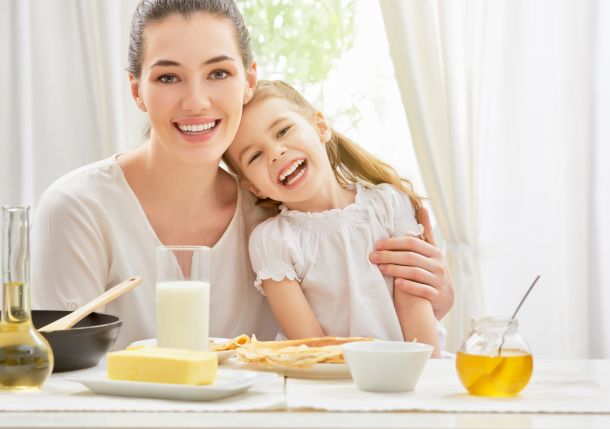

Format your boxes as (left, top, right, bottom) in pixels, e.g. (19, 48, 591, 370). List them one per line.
(270, 147, 287, 164)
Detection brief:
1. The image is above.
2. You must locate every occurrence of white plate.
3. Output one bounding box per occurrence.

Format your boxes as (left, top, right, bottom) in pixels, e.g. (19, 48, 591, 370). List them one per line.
(128, 338, 234, 363)
(68, 369, 276, 401)
(238, 361, 351, 379)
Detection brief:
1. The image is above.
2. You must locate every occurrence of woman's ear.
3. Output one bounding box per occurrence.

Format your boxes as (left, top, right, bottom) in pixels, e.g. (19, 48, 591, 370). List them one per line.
(314, 111, 332, 143)
(129, 74, 147, 112)
(240, 178, 267, 199)
(244, 61, 257, 104)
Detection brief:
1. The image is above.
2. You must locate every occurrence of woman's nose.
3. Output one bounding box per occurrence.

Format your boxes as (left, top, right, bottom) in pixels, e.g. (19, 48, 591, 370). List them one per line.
(181, 82, 212, 112)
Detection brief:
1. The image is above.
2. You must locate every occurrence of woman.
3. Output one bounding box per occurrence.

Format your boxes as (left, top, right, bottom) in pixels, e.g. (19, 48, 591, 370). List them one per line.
(30, 0, 453, 349)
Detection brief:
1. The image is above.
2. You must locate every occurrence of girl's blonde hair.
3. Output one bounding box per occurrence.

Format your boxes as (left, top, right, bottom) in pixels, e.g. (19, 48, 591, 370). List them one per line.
(223, 80, 424, 213)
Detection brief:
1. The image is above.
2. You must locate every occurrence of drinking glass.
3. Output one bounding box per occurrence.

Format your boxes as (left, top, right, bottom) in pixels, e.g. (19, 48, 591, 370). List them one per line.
(155, 246, 210, 351)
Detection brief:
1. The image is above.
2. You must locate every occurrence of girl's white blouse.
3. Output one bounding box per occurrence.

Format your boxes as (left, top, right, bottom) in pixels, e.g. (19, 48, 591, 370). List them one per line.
(249, 183, 444, 342)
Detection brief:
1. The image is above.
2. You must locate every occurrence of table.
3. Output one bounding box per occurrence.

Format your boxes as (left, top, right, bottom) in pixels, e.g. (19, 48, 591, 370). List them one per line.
(1, 359, 609, 429)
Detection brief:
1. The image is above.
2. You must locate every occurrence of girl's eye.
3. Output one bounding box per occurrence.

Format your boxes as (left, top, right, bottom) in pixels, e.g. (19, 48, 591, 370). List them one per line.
(158, 74, 178, 84)
(277, 126, 291, 138)
(248, 151, 262, 165)
(210, 70, 229, 80)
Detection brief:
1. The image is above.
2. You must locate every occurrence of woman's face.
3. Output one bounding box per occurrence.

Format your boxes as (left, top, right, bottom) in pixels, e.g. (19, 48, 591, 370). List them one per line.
(131, 13, 256, 166)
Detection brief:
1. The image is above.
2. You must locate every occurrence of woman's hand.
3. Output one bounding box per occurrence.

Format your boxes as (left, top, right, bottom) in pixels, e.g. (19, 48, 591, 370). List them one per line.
(370, 206, 454, 320)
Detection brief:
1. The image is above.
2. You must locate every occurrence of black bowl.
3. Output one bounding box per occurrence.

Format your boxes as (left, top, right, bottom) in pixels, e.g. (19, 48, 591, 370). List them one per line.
(31, 310, 122, 372)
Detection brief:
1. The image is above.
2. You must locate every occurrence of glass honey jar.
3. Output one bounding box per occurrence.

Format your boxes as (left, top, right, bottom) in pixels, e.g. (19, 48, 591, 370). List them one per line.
(456, 316, 533, 397)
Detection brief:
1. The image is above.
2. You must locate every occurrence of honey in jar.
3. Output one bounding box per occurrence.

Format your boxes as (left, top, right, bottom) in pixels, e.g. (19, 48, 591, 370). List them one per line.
(456, 317, 532, 397)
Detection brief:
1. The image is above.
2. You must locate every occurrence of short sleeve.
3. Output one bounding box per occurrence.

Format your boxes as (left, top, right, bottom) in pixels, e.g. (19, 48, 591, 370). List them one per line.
(248, 218, 301, 295)
(369, 184, 422, 238)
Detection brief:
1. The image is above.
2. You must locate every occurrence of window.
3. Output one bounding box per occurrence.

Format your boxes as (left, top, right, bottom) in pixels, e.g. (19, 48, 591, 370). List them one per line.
(237, 0, 425, 196)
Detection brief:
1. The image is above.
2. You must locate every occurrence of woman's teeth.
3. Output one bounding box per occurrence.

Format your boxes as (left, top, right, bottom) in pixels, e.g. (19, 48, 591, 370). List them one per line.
(177, 121, 216, 133)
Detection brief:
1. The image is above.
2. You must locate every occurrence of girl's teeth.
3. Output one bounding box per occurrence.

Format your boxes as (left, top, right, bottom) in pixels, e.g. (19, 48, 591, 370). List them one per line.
(279, 160, 304, 182)
(285, 168, 305, 186)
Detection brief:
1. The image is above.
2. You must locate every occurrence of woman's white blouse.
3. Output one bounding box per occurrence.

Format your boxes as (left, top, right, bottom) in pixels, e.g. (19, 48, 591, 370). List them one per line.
(249, 183, 435, 341)
(30, 156, 278, 349)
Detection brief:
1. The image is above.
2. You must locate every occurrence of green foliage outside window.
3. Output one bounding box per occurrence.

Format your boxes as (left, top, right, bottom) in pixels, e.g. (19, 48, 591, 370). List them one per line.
(237, 0, 354, 83)
(237, 0, 357, 126)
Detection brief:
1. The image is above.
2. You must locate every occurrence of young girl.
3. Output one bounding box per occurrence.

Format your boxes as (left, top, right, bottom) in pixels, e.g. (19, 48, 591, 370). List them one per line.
(224, 80, 441, 356)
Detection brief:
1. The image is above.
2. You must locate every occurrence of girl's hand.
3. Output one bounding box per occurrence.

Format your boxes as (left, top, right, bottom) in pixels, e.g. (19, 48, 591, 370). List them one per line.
(370, 206, 454, 320)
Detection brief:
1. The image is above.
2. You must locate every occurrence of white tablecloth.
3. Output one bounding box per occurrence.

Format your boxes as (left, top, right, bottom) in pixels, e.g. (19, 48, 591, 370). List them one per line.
(1, 359, 609, 414)
(286, 359, 610, 413)
(0, 367, 286, 412)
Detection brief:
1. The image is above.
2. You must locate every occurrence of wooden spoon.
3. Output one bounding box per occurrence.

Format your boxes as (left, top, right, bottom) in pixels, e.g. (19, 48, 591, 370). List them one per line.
(38, 276, 142, 332)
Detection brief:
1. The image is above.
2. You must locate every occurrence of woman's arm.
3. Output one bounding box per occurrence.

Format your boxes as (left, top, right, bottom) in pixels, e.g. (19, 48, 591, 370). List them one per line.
(261, 278, 326, 339)
(370, 206, 454, 320)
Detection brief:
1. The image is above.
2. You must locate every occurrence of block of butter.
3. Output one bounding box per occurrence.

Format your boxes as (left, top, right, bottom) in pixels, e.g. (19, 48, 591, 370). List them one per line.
(107, 347, 217, 385)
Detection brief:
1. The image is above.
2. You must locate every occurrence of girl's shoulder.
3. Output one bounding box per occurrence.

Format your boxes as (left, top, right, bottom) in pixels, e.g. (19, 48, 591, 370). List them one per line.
(249, 212, 286, 239)
(358, 183, 414, 211)
(359, 182, 402, 196)
(357, 183, 419, 234)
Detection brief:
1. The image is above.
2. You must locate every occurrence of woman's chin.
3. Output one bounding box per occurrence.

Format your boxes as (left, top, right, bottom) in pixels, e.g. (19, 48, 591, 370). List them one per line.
(174, 146, 226, 168)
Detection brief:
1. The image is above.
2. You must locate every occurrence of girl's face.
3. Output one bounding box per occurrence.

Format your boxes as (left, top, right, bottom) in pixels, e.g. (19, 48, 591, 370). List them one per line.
(227, 97, 336, 210)
(130, 13, 256, 166)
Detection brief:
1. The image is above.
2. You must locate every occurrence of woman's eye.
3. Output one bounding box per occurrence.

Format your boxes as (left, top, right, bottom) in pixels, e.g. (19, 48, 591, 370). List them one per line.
(158, 74, 178, 84)
(210, 70, 229, 80)
(277, 126, 291, 138)
(248, 151, 262, 165)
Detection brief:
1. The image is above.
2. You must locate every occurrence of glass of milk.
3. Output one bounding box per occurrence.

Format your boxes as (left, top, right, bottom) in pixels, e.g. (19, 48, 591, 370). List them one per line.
(155, 246, 211, 351)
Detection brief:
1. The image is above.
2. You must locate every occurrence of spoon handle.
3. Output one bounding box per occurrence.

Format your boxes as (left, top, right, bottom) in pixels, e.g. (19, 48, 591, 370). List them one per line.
(498, 274, 541, 355)
(511, 274, 541, 319)
(38, 276, 142, 332)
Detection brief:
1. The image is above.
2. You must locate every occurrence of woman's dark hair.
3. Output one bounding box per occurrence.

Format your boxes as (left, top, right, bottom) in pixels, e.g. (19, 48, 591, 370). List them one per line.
(127, 0, 253, 78)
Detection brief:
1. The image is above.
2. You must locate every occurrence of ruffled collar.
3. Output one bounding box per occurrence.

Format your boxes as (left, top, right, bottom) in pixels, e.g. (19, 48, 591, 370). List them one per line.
(278, 183, 368, 220)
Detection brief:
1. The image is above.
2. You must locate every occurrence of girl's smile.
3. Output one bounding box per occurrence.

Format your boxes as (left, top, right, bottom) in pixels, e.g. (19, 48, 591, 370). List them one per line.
(277, 159, 308, 187)
(228, 97, 353, 212)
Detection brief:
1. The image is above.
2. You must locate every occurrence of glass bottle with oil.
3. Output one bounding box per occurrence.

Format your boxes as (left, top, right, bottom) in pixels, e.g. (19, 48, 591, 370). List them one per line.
(456, 316, 532, 397)
(0, 206, 53, 390)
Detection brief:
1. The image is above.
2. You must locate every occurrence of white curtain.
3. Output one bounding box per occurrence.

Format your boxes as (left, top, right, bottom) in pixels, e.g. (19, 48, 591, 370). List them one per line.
(0, 0, 142, 208)
(592, 0, 610, 358)
(378, 0, 485, 353)
(380, 0, 609, 358)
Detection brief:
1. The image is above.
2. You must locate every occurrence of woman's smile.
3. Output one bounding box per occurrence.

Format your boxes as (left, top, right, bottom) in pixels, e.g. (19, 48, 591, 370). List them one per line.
(173, 118, 222, 143)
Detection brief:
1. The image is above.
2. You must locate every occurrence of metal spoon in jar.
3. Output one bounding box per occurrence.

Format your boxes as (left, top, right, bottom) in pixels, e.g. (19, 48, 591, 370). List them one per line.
(498, 274, 541, 355)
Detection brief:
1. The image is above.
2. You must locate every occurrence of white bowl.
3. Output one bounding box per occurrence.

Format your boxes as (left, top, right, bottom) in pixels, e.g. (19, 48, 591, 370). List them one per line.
(342, 341, 433, 392)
